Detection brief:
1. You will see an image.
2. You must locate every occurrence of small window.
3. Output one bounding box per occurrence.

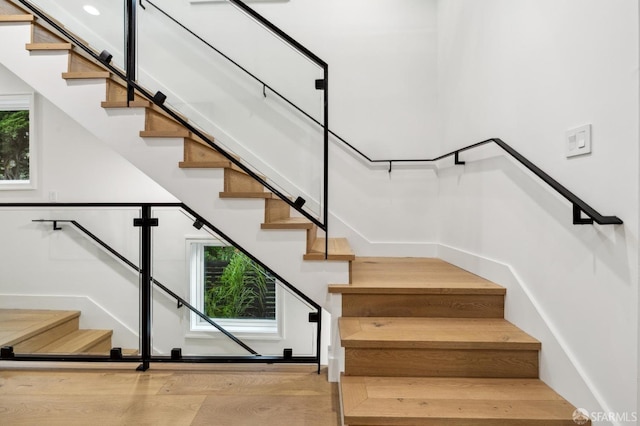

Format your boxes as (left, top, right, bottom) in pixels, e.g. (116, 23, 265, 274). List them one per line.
(0, 94, 35, 189)
(189, 240, 280, 336)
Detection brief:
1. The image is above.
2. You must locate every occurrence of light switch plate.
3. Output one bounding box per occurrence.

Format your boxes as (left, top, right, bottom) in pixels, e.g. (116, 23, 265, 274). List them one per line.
(566, 124, 591, 158)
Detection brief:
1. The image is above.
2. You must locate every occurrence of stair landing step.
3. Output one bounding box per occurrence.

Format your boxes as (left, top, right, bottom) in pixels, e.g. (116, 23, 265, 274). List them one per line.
(341, 376, 585, 426)
(339, 317, 540, 350)
(330, 257, 504, 294)
(36, 329, 112, 354)
(0, 309, 80, 347)
(304, 238, 355, 261)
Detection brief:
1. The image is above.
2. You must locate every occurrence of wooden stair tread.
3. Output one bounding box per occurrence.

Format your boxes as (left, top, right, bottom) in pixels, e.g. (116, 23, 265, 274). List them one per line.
(341, 376, 583, 425)
(219, 191, 273, 199)
(0, 309, 80, 347)
(179, 160, 231, 169)
(140, 129, 191, 138)
(304, 237, 355, 261)
(330, 257, 503, 294)
(26, 42, 72, 51)
(62, 71, 110, 79)
(0, 15, 34, 22)
(261, 217, 314, 230)
(339, 317, 540, 350)
(101, 100, 151, 109)
(36, 329, 112, 354)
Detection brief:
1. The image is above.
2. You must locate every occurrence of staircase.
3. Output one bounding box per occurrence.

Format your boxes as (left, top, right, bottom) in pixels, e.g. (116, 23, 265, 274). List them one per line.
(0, 3, 589, 424)
(0, 309, 113, 355)
(329, 258, 587, 425)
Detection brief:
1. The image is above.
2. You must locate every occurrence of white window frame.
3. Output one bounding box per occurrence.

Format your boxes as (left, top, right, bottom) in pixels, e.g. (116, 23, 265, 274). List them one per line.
(0, 93, 36, 190)
(186, 238, 283, 340)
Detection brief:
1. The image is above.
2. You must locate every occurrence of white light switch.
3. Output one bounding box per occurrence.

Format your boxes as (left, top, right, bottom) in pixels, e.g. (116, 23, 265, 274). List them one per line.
(566, 124, 591, 158)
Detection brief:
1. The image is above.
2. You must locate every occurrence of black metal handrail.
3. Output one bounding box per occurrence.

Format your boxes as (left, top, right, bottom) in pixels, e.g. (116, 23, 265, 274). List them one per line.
(14, 0, 329, 243)
(31, 219, 259, 356)
(2, 202, 322, 371)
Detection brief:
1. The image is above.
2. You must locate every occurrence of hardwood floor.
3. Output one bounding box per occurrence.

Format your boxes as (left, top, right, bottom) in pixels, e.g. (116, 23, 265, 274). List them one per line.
(0, 363, 340, 426)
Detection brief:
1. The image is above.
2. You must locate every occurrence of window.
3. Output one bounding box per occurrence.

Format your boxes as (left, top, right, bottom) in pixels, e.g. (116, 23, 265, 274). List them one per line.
(188, 240, 281, 337)
(0, 94, 35, 189)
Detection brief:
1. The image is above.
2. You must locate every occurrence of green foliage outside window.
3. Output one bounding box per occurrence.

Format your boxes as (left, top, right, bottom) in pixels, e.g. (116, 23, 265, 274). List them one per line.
(204, 246, 276, 320)
(0, 110, 29, 181)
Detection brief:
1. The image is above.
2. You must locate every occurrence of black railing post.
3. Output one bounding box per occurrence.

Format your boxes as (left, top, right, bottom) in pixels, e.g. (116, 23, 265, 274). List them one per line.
(125, 0, 137, 103)
(134, 205, 157, 371)
(323, 67, 329, 259)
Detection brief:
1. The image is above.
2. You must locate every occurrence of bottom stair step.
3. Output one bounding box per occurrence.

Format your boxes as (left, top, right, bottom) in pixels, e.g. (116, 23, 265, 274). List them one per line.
(341, 376, 588, 425)
(36, 329, 113, 354)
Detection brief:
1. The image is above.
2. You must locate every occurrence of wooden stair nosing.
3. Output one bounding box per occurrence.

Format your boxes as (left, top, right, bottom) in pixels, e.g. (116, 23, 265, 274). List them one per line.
(328, 283, 506, 295)
(261, 217, 314, 230)
(101, 100, 151, 109)
(341, 376, 583, 426)
(26, 42, 71, 51)
(219, 191, 274, 199)
(339, 317, 540, 350)
(62, 71, 110, 79)
(36, 329, 113, 354)
(140, 129, 191, 138)
(0, 14, 34, 22)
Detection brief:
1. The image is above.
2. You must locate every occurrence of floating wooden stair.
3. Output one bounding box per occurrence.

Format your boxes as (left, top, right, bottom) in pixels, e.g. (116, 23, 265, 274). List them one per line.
(0, 309, 115, 355)
(330, 257, 586, 425)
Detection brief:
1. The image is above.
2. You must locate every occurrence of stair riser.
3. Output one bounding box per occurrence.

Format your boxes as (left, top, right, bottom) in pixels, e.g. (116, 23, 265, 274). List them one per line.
(344, 348, 539, 378)
(13, 317, 79, 353)
(224, 168, 264, 193)
(342, 294, 504, 318)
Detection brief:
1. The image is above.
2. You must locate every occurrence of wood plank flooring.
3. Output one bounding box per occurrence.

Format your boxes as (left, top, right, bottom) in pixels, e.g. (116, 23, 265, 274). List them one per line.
(0, 363, 340, 426)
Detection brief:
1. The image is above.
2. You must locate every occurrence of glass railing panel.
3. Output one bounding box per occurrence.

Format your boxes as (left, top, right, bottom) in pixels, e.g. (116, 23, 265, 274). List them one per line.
(24, 0, 126, 68)
(0, 206, 141, 358)
(138, 3, 326, 223)
(150, 207, 318, 359)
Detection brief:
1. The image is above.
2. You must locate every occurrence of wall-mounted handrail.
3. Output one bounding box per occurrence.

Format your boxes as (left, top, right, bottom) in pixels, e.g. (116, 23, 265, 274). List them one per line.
(31, 219, 259, 356)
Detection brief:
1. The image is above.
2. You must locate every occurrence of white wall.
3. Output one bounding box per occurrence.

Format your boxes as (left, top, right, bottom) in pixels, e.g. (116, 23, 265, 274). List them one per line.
(436, 0, 638, 423)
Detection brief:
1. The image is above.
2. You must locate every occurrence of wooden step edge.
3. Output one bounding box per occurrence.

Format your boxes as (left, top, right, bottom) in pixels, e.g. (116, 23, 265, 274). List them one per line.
(26, 42, 72, 51)
(0, 15, 34, 22)
(304, 237, 355, 261)
(261, 218, 314, 230)
(338, 317, 541, 351)
(101, 100, 151, 109)
(0, 309, 81, 347)
(36, 329, 113, 354)
(140, 129, 191, 138)
(179, 160, 232, 169)
(327, 284, 507, 295)
(340, 375, 585, 426)
(219, 191, 274, 199)
(62, 71, 110, 79)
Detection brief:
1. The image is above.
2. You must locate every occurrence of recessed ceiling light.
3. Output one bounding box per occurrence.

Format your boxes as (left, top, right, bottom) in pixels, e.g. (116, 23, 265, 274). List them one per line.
(83, 5, 100, 16)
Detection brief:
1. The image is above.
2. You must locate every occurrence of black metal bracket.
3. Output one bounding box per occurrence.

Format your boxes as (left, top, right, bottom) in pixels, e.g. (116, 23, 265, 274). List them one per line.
(171, 348, 182, 360)
(152, 91, 167, 105)
(177, 300, 183, 309)
(573, 204, 594, 225)
(192, 219, 203, 230)
(454, 151, 465, 165)
(138, 0, 146, 10)
(136, 361, 150, 371)
(308, 312, 319, 323)
(52, 220, 62, 231)
(263, 84, 267, 98)
(133, 218, 159, 227)
(315, 79, 325, 90)
(294, 197, 306, 209)
(388, 161, 393, 173)
(1, 346, 15, 359)
(110, 347, 123, 360)
(283, 348, 293, 360)
(98, 50, 113, 65)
